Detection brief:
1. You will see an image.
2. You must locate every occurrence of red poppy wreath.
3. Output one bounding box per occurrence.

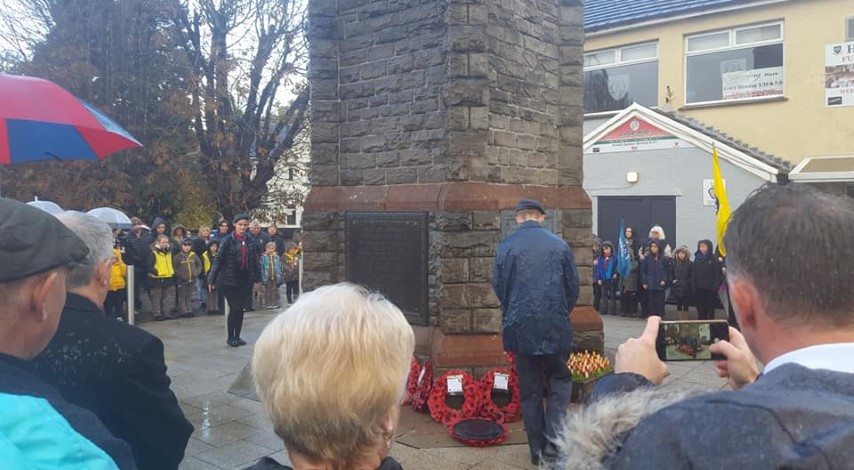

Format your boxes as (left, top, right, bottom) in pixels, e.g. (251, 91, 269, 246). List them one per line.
(478, 368, 521, 423)
(428, 371, 481, 426)
(403, 357, 420, 405)
(410, 360, 433, 412)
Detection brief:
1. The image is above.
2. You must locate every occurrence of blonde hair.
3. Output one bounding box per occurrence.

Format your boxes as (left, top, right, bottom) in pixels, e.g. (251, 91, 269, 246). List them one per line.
(252, 283, 415, 463)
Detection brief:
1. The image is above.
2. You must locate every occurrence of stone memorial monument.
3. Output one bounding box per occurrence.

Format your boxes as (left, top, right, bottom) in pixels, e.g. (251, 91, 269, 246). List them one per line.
(302, 0, 602, 371)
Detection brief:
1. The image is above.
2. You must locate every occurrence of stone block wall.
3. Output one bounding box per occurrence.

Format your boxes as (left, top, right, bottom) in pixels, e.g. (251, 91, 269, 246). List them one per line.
(304, 0, 596, 368)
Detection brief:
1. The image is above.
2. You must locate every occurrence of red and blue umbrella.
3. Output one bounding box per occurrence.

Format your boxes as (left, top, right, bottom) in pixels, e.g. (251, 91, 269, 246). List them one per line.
(0, 73, 142, 164)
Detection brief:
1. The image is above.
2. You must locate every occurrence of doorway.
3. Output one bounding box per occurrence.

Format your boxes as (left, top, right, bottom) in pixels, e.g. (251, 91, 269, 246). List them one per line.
(597, 196, 677, 246)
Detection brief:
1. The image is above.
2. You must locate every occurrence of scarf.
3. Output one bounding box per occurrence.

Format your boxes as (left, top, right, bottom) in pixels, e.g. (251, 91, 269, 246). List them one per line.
(234, 232, 248, 269)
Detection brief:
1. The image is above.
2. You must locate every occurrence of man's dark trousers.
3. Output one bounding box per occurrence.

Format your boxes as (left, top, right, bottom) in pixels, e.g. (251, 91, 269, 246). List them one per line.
(515, 352, 573, 463)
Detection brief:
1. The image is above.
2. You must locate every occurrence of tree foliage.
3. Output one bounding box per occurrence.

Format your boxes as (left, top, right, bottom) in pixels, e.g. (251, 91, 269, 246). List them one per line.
(171, 0, 309, 222)
(0, 0, 309, 224)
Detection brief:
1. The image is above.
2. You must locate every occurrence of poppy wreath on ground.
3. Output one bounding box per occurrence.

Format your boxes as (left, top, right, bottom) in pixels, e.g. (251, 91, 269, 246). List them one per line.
(410, 360, 433, 412)
(478, 368, 521, 423)
(447, 416, 509, 447)
(404, 357, 421, 405)
(428, 371, 481, 426)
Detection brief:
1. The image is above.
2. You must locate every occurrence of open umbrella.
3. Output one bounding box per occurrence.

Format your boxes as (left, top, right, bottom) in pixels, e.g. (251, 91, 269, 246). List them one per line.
(0, 73, 142, 164)
(26, 198, 64, 215)
(87, 207, 132, 230)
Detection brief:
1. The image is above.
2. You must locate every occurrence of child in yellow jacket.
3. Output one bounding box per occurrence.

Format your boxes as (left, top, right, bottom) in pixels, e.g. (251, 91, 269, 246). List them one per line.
(105, 245, 128, 320)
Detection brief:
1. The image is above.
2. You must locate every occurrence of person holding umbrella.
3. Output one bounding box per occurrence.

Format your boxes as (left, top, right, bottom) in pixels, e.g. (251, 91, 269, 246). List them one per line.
(208, 214, 262, 347)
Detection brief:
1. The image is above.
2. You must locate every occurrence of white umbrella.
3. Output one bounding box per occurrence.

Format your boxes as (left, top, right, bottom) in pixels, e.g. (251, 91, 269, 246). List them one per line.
(26, 198, 63, 215)
(87, 207, 132, 230)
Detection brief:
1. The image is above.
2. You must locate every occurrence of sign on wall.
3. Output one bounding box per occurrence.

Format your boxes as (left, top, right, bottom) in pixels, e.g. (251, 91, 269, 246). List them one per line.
(825, 41, 854, 108)
(722, 66, 784, 100)
(703, 179, 727, 206)
(587, 117, 694, 154)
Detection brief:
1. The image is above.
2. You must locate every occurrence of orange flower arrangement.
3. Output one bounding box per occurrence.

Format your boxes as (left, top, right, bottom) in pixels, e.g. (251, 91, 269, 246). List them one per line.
(567, 351, 612, 382)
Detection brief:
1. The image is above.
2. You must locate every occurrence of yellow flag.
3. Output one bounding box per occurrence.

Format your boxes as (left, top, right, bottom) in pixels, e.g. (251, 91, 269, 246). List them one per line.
(712, 146, 732, 257)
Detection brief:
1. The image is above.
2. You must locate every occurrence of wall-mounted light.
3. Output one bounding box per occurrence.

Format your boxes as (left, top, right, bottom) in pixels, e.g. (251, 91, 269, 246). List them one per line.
(627, 171, 639, 184)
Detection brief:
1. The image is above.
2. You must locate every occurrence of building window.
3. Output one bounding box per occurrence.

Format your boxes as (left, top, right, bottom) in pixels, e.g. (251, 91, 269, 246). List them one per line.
(286, 205, 297, 225)
(685, 22, 784, 104)
(583, 42, 659, 114)
(847, 17, 854, 41)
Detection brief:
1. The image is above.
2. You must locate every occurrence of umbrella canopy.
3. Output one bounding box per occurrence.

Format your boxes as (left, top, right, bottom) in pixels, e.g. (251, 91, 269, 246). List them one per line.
(26, 199, 63, 215)
(0, 74, 142, 164)
(87, 207, 132, 230)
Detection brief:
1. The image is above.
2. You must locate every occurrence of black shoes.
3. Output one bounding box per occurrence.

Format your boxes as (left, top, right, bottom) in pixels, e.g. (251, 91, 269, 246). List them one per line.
(235, 338, 247, 346)
(226, 338, 247, 347)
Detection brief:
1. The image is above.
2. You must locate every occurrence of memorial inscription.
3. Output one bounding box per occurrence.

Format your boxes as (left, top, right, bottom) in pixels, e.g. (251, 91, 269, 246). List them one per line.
(345, 212, 429, 325)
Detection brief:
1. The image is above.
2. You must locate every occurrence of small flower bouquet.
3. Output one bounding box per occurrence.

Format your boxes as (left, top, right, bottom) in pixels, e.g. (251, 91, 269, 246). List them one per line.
(567, 351, 613, 403)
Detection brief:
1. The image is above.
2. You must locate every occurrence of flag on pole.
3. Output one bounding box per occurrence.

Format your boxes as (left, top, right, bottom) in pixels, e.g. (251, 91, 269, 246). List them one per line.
(617, 216, 632, 278)
(712, 146, 732, 256)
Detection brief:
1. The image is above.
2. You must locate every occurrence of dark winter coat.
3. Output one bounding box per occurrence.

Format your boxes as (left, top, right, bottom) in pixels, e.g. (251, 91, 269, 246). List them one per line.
(559, 365, 854, 469)
(169, 224, 187, 255)
(492, 220, 580, 355)
(124, 229, 152, 266)
(594, 244, 619, 283)
(208, 232, 262, 289)
(28, 294, 192, 470)
(268, 233, 287, 256)
(149, 217, 168, 242)
(640, 252, 672, 291)
(173, 251, 202, 284)
(191, 236, 210, 259)
(1, 351, 136, 468)
(671, 247, 693, 297)
(692, 240, 722, 291)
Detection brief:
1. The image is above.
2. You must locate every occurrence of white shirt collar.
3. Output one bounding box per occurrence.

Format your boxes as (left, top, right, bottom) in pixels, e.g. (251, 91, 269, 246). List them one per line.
(763, 343, 854, 374)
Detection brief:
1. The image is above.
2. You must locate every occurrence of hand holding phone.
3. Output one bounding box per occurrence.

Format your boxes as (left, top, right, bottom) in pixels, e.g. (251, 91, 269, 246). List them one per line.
(656, 320, 730, 361)
(615, 316, 668, 385)
(709, 327, 760, 390)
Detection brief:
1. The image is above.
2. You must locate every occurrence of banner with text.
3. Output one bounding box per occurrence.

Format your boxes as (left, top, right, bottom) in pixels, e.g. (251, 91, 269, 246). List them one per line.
(722, 66, 784, 100)
(826, 41, 854, 108)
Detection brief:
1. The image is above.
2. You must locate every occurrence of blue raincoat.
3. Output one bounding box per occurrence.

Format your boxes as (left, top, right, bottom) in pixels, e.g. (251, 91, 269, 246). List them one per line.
(492, 220, 580, 355)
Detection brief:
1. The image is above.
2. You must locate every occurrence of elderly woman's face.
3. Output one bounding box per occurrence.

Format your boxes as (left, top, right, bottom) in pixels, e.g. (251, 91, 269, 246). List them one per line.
(651, 230, 660, 239)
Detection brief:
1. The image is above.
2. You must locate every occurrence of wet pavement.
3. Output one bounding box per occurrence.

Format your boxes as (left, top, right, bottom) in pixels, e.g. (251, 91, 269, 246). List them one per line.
(138, 305, 729, 469)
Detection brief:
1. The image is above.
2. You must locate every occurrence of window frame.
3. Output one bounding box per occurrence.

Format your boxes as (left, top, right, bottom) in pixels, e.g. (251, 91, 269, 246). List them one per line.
(846, 16, 854, 41)
(684, 21, 785, 106)
(583, 41, 660, 114)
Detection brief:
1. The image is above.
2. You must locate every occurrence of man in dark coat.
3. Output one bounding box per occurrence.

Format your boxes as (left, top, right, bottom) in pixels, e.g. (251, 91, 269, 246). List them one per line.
(29, 211, 193, 470)
(0, 198, 136, 468)
(492, 198, 579, 465)
(561, 184, 854, 468)
(125, 216, 152, 310)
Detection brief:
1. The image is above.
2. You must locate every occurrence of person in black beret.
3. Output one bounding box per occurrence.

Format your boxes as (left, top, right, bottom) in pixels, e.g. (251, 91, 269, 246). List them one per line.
(492, 198, 580, 466)
(0, 198, 135, 468)
(208, 213, 262, 347)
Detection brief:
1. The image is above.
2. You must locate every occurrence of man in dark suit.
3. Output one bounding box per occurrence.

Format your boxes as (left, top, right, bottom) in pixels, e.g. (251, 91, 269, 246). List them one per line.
(30, 211, 193, 470)
(0, 198, 135, 468)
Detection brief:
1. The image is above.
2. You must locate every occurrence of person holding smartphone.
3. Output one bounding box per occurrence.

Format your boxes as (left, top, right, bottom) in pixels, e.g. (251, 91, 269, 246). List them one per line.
(556, 184, 854, 468)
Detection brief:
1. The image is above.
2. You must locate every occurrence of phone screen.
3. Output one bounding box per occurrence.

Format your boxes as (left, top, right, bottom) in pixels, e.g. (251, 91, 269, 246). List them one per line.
(656, 320, 730, 361)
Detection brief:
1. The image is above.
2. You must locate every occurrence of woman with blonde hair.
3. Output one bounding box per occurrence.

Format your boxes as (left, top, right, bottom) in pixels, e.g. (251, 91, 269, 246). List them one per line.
(249, 283, 415, 470)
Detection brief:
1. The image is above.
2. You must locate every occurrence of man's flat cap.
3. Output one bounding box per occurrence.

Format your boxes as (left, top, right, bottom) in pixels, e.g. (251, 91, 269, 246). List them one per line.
(516, 198, 546, 215)
(233, 213, 250, 224)
(0, 198, 89, 283)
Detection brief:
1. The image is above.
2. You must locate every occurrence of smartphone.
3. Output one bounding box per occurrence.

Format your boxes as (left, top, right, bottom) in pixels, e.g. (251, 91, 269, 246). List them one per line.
(656, 320, 730, 361)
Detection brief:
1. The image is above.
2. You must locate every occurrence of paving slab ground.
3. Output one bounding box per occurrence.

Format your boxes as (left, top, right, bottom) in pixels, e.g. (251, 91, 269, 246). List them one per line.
(138, 305, 729, 470)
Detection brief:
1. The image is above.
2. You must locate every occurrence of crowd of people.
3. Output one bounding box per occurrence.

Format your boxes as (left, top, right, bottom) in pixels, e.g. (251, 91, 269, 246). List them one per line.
(1, 183, 852, 469)
(592, 226, 733, 322)
(115, 215, 302, 347)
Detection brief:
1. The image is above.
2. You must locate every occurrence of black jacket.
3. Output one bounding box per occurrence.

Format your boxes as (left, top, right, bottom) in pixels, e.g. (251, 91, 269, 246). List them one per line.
(671, 260, 693, 297)
(268, 233, 287, 256)
(125, 229, 152, 266)
(1, 352, 136, 468)
(208, 232, 262, 288)
(692, 240, 722, 291)
(28, 294, 193, 470)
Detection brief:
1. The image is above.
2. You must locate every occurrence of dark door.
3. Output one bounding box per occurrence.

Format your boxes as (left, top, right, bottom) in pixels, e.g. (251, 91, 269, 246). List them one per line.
(597, 196, 677, 247)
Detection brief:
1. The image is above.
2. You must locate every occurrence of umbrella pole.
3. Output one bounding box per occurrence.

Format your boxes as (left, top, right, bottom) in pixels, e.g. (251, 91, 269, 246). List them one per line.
(127, 267, 136, 325)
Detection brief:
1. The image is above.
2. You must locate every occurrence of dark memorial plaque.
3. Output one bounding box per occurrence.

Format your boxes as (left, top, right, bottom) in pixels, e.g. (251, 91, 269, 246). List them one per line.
(345, 212, 428, 325)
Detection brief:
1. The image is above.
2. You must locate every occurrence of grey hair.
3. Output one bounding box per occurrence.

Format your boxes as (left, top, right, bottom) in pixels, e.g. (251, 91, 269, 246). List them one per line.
(56, 211, 114, 289)
(649, 225, 666, 239)
(250, 219, 261, 227)
(725, 184, 854, 327)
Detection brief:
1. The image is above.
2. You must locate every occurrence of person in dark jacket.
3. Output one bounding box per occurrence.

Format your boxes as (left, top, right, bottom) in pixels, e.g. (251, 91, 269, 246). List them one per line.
(29, 211, 193, 470)
(125, 217, 152, 311)
(169, 223, 187, 255)
(558, 184, 854, 469)
(671, 246, 693, 313)
(595, 241, 619, 315)
(267, 225, 287, 256)
(692, 239, 721, 320)
(591, 235, 602, 311)
(208, 213, 262, 347)
(641, 239, 672, 318)
(210, 218, 231, 244)
(191, 225, 212, 310)
(0, 198, 135, 468)
(492, 199, 579, 466)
